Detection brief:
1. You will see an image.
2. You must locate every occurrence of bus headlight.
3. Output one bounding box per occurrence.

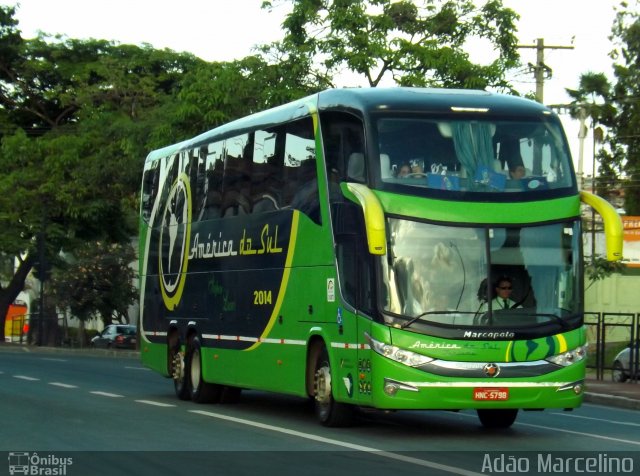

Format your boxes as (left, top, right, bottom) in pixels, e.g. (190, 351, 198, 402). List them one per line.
(365, 333, 434, 367)
(545, 345, 588, 367)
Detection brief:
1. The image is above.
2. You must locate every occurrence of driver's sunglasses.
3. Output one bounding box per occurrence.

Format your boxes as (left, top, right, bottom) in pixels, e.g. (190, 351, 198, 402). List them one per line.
(498, 286, 512, 290)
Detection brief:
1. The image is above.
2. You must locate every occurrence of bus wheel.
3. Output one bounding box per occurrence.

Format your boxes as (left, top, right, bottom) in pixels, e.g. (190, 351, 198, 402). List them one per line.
(169, 341, 190, 401)
(188, 337, 222, 403)
(477, 409, 518, 428)
(313, 347, 354, 427)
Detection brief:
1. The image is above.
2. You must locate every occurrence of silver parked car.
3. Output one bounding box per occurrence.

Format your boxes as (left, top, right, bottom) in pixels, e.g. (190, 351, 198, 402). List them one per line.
(612, 344, 640, 383)
(91, 324, 137, 349)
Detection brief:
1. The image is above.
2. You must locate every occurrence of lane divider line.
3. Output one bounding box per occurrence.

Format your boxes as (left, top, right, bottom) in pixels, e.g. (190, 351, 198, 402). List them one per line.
(135, 400, 176, 407)
(49, 382, 77, 389)
(90, 391, 124, 398)
(14, 375, 39, 381)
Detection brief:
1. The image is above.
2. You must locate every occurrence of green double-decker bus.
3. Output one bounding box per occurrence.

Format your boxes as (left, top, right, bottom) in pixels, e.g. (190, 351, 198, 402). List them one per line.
(139, 88, 622, 428)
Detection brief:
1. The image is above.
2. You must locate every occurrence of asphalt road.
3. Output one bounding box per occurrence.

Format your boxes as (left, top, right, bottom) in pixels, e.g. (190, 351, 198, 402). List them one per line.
(1, 348, 639, 476)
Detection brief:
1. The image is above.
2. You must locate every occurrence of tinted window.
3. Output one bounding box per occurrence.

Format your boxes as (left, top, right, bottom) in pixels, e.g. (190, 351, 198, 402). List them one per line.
(377, 117, 573, 194)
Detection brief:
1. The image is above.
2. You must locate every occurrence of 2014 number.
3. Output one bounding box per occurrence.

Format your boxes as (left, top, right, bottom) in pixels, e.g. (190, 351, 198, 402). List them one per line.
(254, 290, 272, 305)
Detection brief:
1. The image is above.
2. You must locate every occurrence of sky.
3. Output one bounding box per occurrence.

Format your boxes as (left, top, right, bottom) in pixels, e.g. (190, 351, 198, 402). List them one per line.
(2, 0, 631, 174)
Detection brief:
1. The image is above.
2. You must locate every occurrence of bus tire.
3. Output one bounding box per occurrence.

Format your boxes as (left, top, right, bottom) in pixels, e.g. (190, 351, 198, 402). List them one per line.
(188, 337, 222, 403)
(476, 409, 518, 428)
(313, 347, 354, 427)
(169, 339, 190, 401)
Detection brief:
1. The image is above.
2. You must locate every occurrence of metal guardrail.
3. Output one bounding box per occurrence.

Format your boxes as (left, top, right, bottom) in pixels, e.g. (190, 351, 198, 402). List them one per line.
(586, 312, 639, 382)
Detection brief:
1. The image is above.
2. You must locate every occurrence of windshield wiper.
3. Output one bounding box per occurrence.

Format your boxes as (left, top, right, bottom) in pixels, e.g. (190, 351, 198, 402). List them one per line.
(534, 312, 572, 330)
(400, 310, 460, 329)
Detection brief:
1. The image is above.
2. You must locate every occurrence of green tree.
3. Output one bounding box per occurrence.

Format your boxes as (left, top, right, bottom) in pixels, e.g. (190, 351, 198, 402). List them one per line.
(171, 54, 331, 137)
(0, 6, 203, 340)
(608, 1, 640, 214)
(262, 0, 520, 89)
(566, 72, 618, 197)
(50, 241, 137, 345)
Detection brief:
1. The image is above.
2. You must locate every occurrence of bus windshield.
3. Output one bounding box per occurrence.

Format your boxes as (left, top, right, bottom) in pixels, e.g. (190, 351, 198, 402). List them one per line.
(376, 116, 573, 193)
(380, 219, 582, 330)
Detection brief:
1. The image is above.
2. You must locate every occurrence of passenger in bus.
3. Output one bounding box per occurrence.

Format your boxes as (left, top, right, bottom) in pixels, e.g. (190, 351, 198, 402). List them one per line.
(396, 163, 411, 178)
(509, 164, 526, 179)
(497, 135, 527, 180)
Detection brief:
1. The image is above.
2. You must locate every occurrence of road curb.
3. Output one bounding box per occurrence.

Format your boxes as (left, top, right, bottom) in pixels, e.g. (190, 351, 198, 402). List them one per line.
(584, 392, 640, 411)
(0, 343, 139, 359)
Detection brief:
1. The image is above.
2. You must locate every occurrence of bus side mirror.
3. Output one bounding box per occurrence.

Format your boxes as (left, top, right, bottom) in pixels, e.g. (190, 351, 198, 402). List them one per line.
(343, 183, 386, 255)
(580, 191, 623, 261)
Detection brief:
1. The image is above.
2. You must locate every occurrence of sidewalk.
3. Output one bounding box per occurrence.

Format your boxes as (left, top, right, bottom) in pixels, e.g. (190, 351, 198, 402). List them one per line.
(584, 377, 640, 410)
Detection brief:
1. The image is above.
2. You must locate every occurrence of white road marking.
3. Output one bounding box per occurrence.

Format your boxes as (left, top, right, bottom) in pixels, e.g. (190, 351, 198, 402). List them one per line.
(90, 391, 124, 398)
(14, 375, 39, 381)
(457, 412, 640, 446)
(135, 400, 176, 407)
(553, 412, 640, 427)
(49, 382, 77, 389)
(518, 421, 640, 446)
(190, 409, 484, 476)
(124, 366, 150, 371)
(41, 358, 67, 362)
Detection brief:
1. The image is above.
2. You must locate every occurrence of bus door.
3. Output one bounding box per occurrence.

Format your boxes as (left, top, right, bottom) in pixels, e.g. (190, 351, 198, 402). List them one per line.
(332, 199, 376, 405)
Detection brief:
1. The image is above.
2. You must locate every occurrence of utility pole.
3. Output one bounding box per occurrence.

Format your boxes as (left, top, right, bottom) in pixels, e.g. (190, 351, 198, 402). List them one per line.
(518, 38, 574, 104)
(518, 38, 574, 175)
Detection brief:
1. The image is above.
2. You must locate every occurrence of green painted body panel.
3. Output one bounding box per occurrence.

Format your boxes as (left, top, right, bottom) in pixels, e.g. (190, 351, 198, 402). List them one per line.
(375, 191, 581, 224)
(142, 342, 169, 377)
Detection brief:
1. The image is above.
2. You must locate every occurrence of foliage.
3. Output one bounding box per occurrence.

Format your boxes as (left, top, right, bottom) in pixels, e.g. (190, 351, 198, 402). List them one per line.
(609, 1, 640, 215)
(262, 0, 520, 90)
(0, 6, 203, 338)
(565, 72, 619, 197)
(171, 55, 329, 137)
(584, 254, 625, 288)
(568, 2, 640, 214)
(49, 241, 137, 325)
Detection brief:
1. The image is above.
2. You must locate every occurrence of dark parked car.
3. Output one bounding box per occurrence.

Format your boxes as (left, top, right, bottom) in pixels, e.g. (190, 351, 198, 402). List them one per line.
(91, 324, 137, 349)
(612, 343, 640, 383)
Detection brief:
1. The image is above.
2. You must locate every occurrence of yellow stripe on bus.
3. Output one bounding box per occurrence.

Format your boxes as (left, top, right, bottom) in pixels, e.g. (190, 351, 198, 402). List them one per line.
(556, 333, 568, 354)
(245, 211, 300, 351)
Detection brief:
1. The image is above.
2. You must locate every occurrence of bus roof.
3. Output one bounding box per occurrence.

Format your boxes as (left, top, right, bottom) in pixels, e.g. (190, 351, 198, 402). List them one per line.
(145, 87, 553, 162)
(316, 87, 550, 116)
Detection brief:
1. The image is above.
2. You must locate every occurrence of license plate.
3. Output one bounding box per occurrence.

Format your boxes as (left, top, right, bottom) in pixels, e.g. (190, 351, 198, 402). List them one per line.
(473, 387, 509, 401)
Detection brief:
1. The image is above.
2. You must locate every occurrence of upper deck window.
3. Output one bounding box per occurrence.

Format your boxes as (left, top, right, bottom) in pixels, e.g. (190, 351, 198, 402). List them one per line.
(376, 116, 574, 194)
